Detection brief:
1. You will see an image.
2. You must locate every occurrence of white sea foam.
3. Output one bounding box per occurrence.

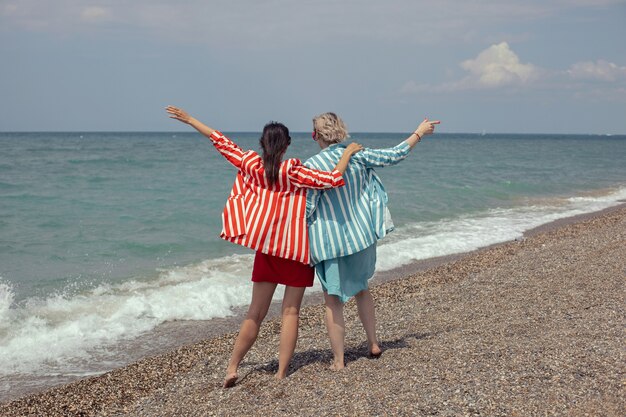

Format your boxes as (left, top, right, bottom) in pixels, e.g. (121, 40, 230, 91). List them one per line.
(0, 280, 13, 324)
(376, 185, 626, 271)
(0, 254, 271, 376)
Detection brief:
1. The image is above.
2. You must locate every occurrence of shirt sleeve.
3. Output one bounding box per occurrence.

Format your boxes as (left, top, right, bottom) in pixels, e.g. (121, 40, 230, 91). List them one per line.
(209, 130, 245, 169)
(351, 141, 411, 168)
(286, 159, 345, 190)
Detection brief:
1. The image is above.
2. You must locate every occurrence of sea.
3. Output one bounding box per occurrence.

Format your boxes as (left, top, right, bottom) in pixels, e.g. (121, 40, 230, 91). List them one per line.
(1, 131, 625, 399)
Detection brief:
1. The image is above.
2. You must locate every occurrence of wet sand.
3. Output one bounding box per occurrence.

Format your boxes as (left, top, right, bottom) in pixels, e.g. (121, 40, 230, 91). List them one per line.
(1, 204, 624, 416)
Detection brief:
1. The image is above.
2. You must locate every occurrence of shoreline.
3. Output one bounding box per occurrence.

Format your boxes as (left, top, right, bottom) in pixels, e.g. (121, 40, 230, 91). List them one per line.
(1, 203, 625, 415)
(374, 201, 626, 284)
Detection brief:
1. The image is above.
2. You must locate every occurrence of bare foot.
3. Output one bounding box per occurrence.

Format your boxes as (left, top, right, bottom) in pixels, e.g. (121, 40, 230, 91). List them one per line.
(369, 344, 382, 358)
(223, 372, 238, 388)
(329, 362, 345, 371)
(275, 367, 289, 380)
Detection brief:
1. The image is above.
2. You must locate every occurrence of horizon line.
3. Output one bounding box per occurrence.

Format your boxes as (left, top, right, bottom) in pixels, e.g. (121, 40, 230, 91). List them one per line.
(0, 130, 624, 136)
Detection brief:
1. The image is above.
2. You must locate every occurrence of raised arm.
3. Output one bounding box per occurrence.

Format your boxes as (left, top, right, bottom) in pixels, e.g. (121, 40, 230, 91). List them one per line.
(352, 118, 440, 168)
(405, 118, 440, 148)
(166, 105, 245, 168)
(166, 105, 216, 137)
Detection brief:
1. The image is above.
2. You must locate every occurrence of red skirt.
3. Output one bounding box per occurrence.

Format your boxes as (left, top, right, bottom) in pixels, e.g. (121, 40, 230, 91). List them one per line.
(251, 251, 314, 287)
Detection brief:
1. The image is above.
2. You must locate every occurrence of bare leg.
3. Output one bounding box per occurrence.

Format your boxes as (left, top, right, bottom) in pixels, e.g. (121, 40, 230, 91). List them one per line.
(224, 281, 277, 387)
(323, 292, 346, 370)
(275, 285, 306, 379)
(355, 289, 381, 357)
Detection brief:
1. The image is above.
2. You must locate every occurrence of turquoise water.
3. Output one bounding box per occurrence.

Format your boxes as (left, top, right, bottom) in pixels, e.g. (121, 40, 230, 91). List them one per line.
(1, 131, 625, 395)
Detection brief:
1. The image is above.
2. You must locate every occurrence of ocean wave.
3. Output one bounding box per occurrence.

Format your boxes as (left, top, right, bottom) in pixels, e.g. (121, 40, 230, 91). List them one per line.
(376, 185, 626, 271)
(0, 254, 269, 376)
(0, 280, 13, 325)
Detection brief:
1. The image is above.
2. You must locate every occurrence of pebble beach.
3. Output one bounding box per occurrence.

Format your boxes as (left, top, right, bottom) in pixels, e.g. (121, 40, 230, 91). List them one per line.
(1, 205, 624, 416)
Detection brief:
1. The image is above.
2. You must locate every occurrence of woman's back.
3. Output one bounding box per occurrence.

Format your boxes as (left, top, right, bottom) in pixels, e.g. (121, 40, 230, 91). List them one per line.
(305, 141, 411, 264)
(210, 130, 345, 264)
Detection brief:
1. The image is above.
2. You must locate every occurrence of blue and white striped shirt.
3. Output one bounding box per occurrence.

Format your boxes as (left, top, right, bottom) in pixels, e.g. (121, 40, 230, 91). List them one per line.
(304, 141, 412, 265)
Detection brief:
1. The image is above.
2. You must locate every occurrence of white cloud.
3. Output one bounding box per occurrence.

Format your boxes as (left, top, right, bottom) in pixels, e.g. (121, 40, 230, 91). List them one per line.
(401, 43, 626, 101)
(402, 42, 541, 93)
(460, 42, 540, 87)
(567, 60, 626, 82)
(1, 1, 114, 31)
(3, 3, 18, 14)
(2, 0, 623, 46)
(80, 7, 110, 22)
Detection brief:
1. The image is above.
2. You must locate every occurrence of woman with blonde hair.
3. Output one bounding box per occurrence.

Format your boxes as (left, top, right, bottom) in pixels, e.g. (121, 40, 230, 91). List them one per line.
(166, 106, 362, 386)
(305, 112, 439, 369)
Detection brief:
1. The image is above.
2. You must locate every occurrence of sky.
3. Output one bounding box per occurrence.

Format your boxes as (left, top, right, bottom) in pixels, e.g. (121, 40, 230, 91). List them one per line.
(0, 0, 625, 134)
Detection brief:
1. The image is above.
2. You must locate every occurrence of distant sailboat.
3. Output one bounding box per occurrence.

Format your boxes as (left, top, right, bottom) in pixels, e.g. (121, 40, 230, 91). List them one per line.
(481, 129, 486, 136)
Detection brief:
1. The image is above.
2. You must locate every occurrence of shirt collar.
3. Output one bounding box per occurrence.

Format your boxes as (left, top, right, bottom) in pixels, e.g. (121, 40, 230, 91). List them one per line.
(321, 143, 346, 153)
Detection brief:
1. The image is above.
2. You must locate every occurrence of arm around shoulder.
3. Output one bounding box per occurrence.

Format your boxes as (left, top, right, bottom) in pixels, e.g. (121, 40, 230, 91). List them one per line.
(287, 160, 346, 189)
(333, 142, 363, 174)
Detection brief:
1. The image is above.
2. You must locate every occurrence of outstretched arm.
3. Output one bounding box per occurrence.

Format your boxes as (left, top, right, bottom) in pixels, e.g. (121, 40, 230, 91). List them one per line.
(352, 117, 441, 168)
(166, 105, 244, 168)
(405, 118, 441, 148)
(166, 105, 216, 138)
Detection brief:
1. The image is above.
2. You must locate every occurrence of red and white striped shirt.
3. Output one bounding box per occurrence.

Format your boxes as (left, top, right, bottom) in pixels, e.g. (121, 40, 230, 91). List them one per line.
(209, 131, 345, 264)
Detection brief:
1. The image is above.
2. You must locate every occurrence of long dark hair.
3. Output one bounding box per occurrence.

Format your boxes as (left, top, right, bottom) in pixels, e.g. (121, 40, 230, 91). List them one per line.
(259, 122, 291, 186)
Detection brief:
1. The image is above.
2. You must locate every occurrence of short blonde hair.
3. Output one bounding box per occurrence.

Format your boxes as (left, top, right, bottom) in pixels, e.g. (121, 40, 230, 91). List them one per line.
(312, 112, 349, 145)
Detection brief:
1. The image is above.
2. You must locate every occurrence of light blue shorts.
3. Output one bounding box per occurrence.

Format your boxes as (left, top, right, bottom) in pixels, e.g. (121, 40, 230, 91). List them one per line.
(315, 244, 377, 303)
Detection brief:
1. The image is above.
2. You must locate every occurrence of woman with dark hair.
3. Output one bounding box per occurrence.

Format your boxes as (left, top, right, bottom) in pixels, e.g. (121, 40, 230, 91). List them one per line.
(165, 106, 362, 386)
